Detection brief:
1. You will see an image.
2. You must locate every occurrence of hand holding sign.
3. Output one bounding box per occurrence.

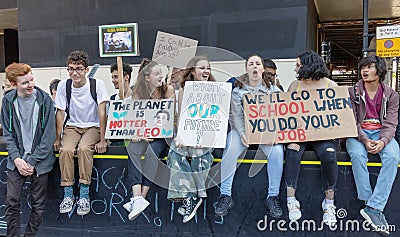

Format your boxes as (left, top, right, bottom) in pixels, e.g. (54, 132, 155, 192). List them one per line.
(243, 87, 357, 144)
(176, 81, 232, 148)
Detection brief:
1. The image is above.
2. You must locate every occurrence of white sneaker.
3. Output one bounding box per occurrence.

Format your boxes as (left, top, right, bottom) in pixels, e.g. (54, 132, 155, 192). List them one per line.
(287, 199, 302, 221)
(128, 196, 150, 220)
(123, 198, 134, 212)
(178, 203, 186, 215)
(322, 200, 337, 227)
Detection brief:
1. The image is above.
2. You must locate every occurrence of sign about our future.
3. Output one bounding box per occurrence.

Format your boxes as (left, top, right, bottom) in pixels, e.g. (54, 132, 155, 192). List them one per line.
(243, 87, 357, 144)
(177, 81, 232, 148)
(105, 99, 174, 139)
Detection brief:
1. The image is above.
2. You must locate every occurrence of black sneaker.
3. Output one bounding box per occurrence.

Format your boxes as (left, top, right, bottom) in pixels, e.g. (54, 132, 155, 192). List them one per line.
(265, 196, 283, 218)
(182, 197, 203, 223)
(214, 195, 234, 217)
(360, 206, 390, 235)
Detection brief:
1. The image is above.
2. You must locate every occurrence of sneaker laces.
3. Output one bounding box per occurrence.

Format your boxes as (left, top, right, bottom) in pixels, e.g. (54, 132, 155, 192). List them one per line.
(216, 195, 229, 209)
(270, 197, 281, 210)
(377, 212, 389, 227)
(288, 200, 299, 211)
(78, 198, 89, 207)
(183, 197, 191, 207)
(324, 204, 336, 216)
(183, 198, 192, 215)
(60, 197, 73, 207)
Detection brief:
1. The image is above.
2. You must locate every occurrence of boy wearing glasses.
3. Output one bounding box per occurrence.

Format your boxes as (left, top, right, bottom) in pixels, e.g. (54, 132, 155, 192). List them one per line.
(54, 50, 109, 216)
(263, 58, 284, 92)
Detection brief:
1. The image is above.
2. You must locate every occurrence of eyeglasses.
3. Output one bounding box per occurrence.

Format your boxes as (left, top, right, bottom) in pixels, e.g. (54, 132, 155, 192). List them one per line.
(67, 67, 86, 74)
(265, 72, 278, 78)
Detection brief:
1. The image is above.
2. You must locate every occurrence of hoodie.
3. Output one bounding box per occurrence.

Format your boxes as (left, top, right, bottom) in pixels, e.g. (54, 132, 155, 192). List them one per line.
(348, 80, 399, 146)
(0, 86, 56, 175)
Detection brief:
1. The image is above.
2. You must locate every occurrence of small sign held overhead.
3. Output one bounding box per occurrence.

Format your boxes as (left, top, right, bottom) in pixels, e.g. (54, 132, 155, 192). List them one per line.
(98, 23, 139, 57)
(152, 31, 198, 68)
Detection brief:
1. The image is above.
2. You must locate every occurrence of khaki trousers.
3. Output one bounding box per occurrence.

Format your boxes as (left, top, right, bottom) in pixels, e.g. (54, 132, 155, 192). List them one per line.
(59, 126, 100, 186)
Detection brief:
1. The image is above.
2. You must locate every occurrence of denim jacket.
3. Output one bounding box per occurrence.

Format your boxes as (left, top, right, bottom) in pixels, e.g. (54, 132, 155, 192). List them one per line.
(230, 81, 281, 136)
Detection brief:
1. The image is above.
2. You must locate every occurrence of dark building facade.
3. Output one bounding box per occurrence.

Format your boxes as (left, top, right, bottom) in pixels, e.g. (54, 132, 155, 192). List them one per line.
(17, 0, 318, 67)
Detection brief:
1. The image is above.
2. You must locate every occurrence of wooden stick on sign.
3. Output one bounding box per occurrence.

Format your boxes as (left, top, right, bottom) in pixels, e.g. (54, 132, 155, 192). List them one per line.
(117, 56, 124, 99)
(166, 66, 173, 85)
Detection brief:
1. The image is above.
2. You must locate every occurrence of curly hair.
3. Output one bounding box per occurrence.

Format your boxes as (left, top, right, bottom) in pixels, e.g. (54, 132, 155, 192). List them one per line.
(359, 55, 387, 82)
(5, 63, 32, 84)
(296, 51, 330, 81)
(180, 56, 216, 88)
(234, 54, 274, 89)
(132, 58, 168, 99)
(66, 51, 89, 68)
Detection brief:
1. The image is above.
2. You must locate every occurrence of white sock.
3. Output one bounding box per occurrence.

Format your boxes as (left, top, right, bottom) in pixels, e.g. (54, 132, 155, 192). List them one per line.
(287, 197, 296, 202)
(132, 196, 142, 201)
(324, 199, 334, 205)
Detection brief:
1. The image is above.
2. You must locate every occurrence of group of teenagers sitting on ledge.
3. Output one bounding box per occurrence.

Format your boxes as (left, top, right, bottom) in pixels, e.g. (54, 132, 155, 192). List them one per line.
(1, 50, 399, 236)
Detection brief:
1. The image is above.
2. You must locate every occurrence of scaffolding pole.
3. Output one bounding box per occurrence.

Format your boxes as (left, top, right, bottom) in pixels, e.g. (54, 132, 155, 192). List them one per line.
(362, 0, 369, 58)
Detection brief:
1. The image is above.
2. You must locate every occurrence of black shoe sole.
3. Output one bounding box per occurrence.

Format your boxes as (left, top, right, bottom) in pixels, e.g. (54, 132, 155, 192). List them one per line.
(266, 210, 283, 219)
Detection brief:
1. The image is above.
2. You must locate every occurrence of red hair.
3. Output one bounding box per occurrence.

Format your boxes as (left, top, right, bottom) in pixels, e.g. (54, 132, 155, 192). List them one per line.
(5, 63, 32, 84)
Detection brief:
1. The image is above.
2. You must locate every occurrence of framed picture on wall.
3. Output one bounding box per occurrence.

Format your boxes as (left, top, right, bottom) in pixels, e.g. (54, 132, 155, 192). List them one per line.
(98, 23, 139, 57)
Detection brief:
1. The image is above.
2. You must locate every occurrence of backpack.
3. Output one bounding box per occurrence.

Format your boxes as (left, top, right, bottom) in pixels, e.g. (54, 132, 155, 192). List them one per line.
(63, 78, 97, 127)
(110, 93, 117, 100)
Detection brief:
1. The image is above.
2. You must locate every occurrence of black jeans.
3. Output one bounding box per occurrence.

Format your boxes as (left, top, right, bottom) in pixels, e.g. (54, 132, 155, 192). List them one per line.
(126, 139, 169, 188)
(6, 169, 48, 237)
(285, 140, 338, 191)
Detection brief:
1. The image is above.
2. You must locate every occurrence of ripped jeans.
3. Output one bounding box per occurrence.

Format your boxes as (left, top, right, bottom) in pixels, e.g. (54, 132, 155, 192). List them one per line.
(285, 140, 338, 191)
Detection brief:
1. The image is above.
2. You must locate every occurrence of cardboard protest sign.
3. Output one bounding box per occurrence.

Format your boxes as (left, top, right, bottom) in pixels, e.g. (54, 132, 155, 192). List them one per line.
(177, 81, 232, 148)
(98, 23, 139, 57)
(243, 87, 357, 144)
(152, 31, 198, 68)
(106, 99, 174, 139)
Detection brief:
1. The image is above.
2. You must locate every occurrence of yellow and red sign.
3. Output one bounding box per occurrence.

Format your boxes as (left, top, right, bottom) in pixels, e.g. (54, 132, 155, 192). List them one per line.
(376, 25, 400, 58)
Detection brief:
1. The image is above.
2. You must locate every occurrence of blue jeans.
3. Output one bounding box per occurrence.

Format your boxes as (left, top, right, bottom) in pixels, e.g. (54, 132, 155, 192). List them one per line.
(346, 129, 400, 211)
(220, 129, 284, 197)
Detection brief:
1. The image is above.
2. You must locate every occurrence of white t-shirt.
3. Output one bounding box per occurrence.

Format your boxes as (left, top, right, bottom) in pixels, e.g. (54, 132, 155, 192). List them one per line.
(55, 78, 109, 127)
